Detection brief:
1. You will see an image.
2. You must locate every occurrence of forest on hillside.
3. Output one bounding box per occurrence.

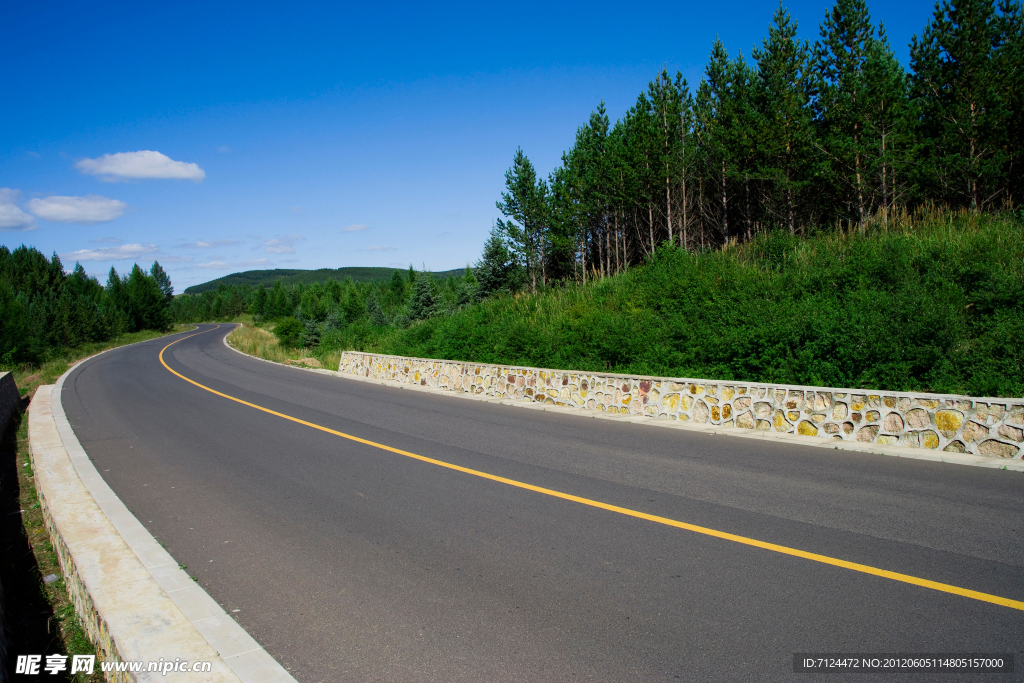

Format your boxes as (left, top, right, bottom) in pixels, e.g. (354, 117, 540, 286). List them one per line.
(0, 246, 174, 365)
(487, 0, 1022, 289)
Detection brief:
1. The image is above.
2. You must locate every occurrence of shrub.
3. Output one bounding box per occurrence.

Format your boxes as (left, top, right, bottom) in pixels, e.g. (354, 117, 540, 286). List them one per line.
(272, 317, 304, 348)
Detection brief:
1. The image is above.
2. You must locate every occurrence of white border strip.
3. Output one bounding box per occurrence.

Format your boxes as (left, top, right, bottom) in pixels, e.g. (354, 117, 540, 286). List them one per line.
(53, 329, 298, 683)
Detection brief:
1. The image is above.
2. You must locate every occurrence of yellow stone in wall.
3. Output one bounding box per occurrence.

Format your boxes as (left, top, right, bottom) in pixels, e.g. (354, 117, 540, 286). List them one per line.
(722, 386, 734, 401)
(663, 393, 680, 413)
(935, 410, 963, 436)
(798, 420, 818, 436)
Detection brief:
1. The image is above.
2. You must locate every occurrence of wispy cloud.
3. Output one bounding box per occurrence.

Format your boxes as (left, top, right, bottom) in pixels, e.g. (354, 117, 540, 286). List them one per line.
(26, 194, 127, 224)
(217, 145, 231, 153)
(342, 223, 368, 232)
(179, 239, 243, 248)
(365, 245, 395, 252)
(197, 259, 272, 270)
(90, 236, 121, 244)
(60, 243, 158, 262)
(0, 188, 37, 231)
(76, 150, 205, 182)
(263, 235, 302, 254)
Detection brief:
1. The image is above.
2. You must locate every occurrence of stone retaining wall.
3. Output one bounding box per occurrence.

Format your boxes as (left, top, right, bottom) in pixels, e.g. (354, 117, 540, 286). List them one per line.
(339, 352, 1024, 461)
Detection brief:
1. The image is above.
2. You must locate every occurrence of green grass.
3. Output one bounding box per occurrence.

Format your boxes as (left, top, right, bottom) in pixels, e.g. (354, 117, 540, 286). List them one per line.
(338, 210, 1023, 397)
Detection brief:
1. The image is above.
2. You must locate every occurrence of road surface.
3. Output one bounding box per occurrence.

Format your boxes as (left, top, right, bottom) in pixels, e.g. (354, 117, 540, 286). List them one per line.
(61, 324, 1024, 681)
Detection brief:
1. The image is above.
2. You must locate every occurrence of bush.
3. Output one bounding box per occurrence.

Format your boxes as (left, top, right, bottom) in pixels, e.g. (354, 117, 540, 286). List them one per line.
(273, 317, 304, 348)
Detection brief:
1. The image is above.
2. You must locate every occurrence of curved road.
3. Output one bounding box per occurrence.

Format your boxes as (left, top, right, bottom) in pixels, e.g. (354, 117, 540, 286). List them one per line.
(62, 325, 1023, 681)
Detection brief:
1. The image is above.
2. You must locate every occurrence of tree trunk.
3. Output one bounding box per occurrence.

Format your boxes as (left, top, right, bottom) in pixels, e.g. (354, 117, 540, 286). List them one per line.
(649, 204, 655, 255)
(787, 183, 795, 236)
(721, 160, 728, 240)
(745, 173, 751, 242)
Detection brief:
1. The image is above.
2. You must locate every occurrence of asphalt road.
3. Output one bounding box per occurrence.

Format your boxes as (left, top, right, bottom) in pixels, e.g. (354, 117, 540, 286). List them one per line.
(62, 324, 1024, 682)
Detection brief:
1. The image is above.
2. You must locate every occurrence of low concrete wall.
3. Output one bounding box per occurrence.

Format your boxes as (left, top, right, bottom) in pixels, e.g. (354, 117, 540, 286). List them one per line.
(339, 352, 1024, 461)
(29, 385, 244, 682)
(0, 371, 20, 435)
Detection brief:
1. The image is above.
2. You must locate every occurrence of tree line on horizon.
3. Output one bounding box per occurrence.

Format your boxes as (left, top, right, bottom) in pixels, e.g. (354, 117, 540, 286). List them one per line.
(488, 0, 1023, 290)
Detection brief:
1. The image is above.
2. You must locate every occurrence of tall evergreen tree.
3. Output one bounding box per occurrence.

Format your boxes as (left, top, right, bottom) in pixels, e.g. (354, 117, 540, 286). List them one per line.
(814, 0, 877, 225)
(496, 148, 549, 291)
(150, 261, 174, 302)
(752, 4, 816, 234)
(910, 0, 1010, 210)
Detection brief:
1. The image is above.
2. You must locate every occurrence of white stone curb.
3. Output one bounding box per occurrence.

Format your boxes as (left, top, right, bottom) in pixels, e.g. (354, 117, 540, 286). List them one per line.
(29, 332, 298, 683)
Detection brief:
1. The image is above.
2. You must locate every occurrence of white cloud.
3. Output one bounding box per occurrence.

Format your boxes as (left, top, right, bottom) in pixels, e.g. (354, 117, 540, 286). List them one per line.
(180, 239, 242, 248)
(0, 188, 37, 231)
(262, 235, 302, 254)
(342, 223, 367, 232)
(197, 259, 272, 270)
(365, 245, 395, 252)
(26, 194, 127, 224)
(60, 243, 158, 262)
(76, 150, 206, 181)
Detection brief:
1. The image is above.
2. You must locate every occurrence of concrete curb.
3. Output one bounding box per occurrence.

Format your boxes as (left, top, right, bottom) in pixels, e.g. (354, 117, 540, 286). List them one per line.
(26, 333, 298, 682)
(220, 327, 1024, 472)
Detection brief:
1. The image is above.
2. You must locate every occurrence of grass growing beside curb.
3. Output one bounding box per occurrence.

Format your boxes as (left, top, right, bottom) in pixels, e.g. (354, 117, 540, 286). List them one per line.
(2, 324, 196, 681)
(2, 417, 103, 682)
(227, 320, 342, 371)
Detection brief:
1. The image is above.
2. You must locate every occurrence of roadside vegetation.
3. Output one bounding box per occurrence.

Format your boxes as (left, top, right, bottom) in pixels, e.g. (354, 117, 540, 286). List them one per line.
(203, 211, 1023, 398)
(178, 0, 1023, 398)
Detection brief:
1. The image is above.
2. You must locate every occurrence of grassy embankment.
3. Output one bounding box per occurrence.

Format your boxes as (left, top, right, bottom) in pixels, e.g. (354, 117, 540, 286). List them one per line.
(226, 317, 342, 371)
(369, 210, 1024, 397)
(229, 211, 1024, 398)
(1, 324, 194, 682)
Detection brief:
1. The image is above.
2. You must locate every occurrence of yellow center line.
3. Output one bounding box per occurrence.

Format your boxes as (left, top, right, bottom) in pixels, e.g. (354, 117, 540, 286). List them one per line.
(160, 325, 1024, 613)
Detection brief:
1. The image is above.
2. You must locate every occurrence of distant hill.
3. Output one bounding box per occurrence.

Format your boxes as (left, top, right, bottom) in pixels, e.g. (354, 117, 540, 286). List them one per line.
(183, 267, 465, 294)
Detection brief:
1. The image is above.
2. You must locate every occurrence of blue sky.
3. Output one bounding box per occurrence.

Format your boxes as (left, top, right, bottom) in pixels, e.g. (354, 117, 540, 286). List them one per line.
(2, 0, 937, 290)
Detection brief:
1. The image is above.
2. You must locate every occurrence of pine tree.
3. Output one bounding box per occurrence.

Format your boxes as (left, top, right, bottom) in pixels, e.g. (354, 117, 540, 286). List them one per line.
(814, 0, 877, 226)
(910, 0, 1009, 210)
(496, 148, 548, 291)
(150, 261, 174, 302)
(408, 271, 435, 321)
(753, 4, 816, 234)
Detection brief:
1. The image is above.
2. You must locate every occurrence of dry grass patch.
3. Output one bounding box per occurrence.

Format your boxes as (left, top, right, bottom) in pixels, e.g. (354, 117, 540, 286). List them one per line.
(227, 323, 341, 371)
